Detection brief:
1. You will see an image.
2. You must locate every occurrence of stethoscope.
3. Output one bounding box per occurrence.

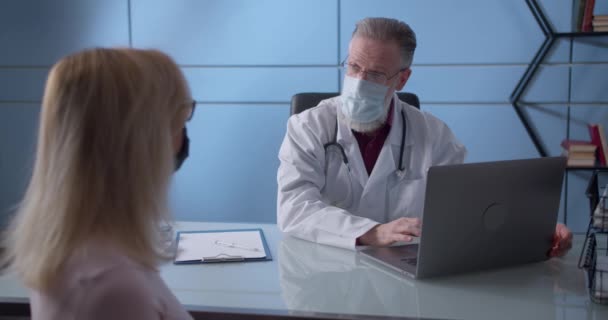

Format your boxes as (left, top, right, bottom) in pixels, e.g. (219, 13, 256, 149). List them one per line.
(324, 109, 407, 177)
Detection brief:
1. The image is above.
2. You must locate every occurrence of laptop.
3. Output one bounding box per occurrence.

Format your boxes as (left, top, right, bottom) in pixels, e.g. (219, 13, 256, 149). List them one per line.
(359, 157, 567, 279)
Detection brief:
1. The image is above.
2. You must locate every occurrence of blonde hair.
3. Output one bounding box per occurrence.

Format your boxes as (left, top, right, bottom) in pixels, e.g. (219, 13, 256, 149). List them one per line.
(5, 48, 192, 290)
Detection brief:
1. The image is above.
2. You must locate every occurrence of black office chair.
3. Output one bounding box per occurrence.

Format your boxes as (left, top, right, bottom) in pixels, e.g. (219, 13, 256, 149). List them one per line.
(290, 92, 420, 115)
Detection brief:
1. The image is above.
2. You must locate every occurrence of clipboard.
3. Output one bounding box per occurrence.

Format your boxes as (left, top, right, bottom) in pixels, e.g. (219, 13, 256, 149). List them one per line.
(174, 228, 272, 264)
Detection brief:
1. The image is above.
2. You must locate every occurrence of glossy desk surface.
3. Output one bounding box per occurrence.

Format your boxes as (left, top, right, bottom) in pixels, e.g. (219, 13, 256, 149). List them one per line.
(1, 221, 607, 319)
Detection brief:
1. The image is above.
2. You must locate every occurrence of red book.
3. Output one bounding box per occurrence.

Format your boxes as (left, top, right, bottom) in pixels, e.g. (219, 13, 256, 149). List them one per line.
(588, 124, 606, 165)
(597, 124, 608, 166)
(582, 0, 596, 32)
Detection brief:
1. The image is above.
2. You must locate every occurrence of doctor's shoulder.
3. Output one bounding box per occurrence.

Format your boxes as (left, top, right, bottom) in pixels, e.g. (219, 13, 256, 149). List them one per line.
(292, 96, 338, 122)
(409, 106, 466, 160)
(395, 101, 455, 144)
(398, 100, 450, 135)
(286, 97, 338, 140)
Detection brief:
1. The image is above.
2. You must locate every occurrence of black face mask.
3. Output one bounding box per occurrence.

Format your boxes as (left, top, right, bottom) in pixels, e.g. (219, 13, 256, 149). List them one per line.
(175, 128, 189, 172)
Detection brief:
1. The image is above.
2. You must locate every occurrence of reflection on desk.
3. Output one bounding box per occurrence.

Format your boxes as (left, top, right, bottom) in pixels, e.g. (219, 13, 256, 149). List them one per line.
(279, 236, 421, 316)
(278, 235, 607, 320)
(1, 221, 607, 319)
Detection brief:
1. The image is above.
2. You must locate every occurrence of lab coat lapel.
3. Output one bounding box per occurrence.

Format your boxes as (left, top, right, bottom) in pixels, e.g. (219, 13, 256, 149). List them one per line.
(336, 113, 368, 190)
(391, 96, 420, 182)
(360, 104, 399, 202)
(360, 96, 417, 205)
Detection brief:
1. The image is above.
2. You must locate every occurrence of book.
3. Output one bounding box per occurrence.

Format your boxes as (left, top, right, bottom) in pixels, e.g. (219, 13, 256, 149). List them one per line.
(562, 149, 596, 160)
(574, 0, 588, 31)
(582, 0, 596, 32)
(594, 26, 608, 31)
(561, 139, 597, 152)
(589, 124, 608, 166)
(598, 124, 608, 166)
(567, 158, 596, 167)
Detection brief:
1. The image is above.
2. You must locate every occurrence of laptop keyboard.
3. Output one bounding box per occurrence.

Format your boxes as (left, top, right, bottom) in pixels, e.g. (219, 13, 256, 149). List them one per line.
(401, 257, 418, 266)
(399, 244, 419, 266)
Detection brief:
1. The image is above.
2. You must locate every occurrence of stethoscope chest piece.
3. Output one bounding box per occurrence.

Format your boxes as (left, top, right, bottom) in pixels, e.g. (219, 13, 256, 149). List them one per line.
(396, 170, 407, 179)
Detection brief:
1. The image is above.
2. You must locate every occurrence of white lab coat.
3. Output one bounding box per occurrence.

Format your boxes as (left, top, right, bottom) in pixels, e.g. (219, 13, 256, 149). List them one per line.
(277, 94, 466, 249)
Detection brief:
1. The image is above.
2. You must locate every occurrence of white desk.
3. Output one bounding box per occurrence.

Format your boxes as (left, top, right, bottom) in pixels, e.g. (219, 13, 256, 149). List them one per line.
(1, 221, 607, 319)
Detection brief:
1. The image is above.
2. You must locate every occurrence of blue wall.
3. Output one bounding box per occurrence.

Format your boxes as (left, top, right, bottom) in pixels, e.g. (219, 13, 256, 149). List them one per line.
(1, 0, 607, 231)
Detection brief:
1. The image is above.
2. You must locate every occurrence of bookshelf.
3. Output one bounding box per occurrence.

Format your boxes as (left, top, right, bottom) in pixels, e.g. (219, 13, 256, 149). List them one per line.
(567, 167, 608, 171)
(511, 0, 608, 226)
(510, 0, 608, 159)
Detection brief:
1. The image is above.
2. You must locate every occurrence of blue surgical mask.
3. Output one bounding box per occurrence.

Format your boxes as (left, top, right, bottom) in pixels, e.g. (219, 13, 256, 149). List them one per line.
(340, 75, 389, 123)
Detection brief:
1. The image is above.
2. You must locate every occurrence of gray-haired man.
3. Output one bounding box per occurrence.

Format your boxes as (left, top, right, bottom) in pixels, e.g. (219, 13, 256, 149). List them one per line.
(277, 17, 572, 256)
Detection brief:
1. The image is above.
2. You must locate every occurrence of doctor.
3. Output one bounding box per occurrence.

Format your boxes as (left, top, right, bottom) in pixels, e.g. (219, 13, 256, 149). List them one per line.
(277, 17, 572, 256)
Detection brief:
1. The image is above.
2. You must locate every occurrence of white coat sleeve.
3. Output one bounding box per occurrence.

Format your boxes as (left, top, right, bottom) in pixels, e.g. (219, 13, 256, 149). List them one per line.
(276, 115, 378, 250)
(426, 114, 467, 165)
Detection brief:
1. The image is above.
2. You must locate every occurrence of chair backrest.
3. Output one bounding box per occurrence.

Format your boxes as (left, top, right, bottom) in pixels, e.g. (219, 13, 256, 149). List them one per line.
(290, 92, 420, 115)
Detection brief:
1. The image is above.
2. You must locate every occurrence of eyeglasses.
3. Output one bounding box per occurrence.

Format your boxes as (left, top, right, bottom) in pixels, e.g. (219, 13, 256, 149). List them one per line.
(186, 100, 196, 121)
(340, 58, 407, 84)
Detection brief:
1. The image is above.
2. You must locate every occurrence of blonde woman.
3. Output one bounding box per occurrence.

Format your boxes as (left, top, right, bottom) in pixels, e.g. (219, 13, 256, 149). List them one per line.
(6, 48, 195, 319)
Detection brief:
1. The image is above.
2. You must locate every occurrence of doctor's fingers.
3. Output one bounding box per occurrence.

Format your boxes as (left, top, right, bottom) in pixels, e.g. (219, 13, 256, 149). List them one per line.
(392, 219, 422, 236)
(393, 217, 421, 226)
(391, 233, 414, 243)
(393, 224, 421, 237)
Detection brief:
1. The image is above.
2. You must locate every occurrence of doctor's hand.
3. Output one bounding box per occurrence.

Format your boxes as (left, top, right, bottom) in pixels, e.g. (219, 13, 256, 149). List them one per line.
(549, 223, 572, 258)
(357, 217, 421, 247)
